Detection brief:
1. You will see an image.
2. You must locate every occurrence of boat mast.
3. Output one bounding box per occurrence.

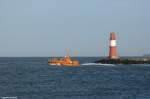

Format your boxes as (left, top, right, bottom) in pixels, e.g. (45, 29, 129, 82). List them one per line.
(66, 48, 70, 58)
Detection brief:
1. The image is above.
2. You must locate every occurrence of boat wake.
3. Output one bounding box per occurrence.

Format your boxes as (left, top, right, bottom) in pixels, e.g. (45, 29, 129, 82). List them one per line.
(81, 63, 115, 66)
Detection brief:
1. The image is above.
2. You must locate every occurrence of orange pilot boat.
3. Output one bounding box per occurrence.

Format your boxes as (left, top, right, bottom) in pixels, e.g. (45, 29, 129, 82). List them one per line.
(48, 50, 80, 66)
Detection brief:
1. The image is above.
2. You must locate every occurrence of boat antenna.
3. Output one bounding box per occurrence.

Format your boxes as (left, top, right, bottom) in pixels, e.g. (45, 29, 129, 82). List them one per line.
(66, 48, 70, 57)
(74, 50, 78, 57)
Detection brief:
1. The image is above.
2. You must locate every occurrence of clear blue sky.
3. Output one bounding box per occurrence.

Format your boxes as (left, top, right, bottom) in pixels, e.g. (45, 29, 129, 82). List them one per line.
(0, 0, 150, 57)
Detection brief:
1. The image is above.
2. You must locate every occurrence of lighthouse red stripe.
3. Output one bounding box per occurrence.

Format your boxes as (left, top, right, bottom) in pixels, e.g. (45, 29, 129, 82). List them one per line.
(110, 33, 116, 40)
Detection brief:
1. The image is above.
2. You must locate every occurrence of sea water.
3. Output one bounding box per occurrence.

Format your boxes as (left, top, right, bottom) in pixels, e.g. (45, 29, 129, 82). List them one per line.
(0, 57, 150, 99)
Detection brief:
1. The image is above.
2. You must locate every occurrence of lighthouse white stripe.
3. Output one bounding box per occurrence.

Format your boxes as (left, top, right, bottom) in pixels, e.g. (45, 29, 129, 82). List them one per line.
(110, 40, 116, 46)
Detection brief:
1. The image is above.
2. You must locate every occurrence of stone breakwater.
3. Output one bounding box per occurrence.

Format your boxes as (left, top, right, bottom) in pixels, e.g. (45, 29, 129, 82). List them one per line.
(95, 57, 150, 64)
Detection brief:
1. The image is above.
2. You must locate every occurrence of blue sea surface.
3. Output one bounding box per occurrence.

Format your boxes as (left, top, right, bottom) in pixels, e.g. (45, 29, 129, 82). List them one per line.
(0, 57, 150, 99)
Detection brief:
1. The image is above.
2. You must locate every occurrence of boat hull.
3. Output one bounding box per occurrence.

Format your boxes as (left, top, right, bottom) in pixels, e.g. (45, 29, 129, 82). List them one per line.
(48, 60, 80, 66)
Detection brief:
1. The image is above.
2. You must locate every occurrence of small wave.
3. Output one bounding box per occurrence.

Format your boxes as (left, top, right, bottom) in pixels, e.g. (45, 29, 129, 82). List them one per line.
(131, 64, 150, 66)
(81, 63, 115, 66)
(49, 64, 58, 66)
(39, 75, 49, 77)
(81, 63, 100, 65)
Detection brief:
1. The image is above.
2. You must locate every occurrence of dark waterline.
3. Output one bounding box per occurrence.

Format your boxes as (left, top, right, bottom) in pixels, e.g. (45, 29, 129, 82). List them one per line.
(0, 57, 150, 99)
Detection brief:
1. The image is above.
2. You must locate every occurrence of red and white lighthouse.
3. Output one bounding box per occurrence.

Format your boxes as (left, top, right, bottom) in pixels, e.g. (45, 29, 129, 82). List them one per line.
(109, 32, 118, 59)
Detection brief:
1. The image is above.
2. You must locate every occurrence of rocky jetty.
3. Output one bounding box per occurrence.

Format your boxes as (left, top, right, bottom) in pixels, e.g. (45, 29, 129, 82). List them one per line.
(95, 57, 150, 64)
